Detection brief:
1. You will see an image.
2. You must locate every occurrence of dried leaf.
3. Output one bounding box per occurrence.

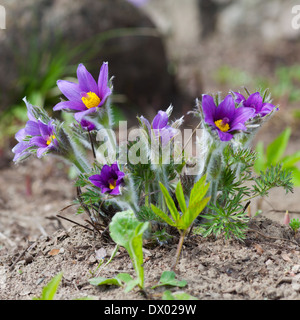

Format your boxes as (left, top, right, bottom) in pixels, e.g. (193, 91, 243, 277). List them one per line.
(48, 249, 60, 256)
(253, 243, 264, 255)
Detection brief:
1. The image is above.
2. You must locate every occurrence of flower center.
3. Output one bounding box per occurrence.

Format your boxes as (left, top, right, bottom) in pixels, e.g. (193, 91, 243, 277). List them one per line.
(46, 135, 56, 145)
(109, 180, 116, 190)
(214, 118, 230, 132)
(81, 92, 101, 109)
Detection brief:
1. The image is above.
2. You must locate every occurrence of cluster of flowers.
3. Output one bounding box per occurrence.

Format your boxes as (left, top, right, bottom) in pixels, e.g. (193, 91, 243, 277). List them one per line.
(12, 61, 278, 217)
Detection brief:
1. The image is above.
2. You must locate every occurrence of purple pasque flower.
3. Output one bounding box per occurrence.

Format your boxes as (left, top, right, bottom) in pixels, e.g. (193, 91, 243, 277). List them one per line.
(53, 62, 112, 122)
(140, 110, 178, 145)
(89, 162, 125, 195)
(12, 98, 59, 161)
(202, 94, 255, 142)
(234, 92, 278, 117)
(26, 120, 59, 158)
(78, 118, 96, 131)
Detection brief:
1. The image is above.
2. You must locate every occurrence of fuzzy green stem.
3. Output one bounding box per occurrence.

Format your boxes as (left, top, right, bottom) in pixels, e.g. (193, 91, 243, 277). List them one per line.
(171, 230, 187, 271)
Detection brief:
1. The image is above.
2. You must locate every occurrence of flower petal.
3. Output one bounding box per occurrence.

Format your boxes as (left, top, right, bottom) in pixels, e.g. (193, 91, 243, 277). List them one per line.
(15, 128, 27, 142)
(230, 107, 255, 130)
(109, 186, 121, 195)
(245, 92, 262, 110)
(57, 80, 81, 101)
(139, 116, 151, 133)
(217, 130, 233, 141)
(53, 100, 86, 111)
(23, 98, 37, 121)
(89, 174, 104, 189)
(260, 103, 278, 116)
(215, 95, 235, 121)
(152, 111, 169, 129)
(74, 108, 97, 122)
(98, 62, 109, 98)
(30, 136, 47, 148)
(36, 147, 49, 158)
(233, 92, 246, 105)
(77, 63, 99, 94)
(38, 121, 51, 140)
(25, 121, 40, 136)
(202, 95, 216, 125)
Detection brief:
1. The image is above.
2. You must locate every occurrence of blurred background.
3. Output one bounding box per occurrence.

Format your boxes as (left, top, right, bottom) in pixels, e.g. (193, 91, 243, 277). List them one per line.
(1, 0, 300, 247)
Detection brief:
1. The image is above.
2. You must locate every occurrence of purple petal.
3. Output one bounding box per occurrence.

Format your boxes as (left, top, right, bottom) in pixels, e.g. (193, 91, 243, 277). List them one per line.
(233, 92, 246, 105)
(77, 63, 99, 95)
(215, 95, 235, 121)
(160, 127, 178, 145)
(98, 88, 112, 107)
(74, 108, 97, 122)
(23, 98, 36, 121)
(25, 121, 40, 136)
(245, 92, 262, 110)
(98, 62, 109, 99)
(109, 186, 121, 195)
(12, 141, 29, 154)
(152, 111, 169, 129)
(53, 100, 86, 111)
(12, 141, 31, 161)
(202, 95, 217, 125)
(38, 121, 52, 139)
(140, 116, 151, 133)
(30, 136, 47, 148)
(57, 80, 81, 102)
(260, 103, 278, 116)
(89, 175, 104, 189)
(230, 107, 255, 130)
(217, 130, 233, 141)
(79, 118, 96, 131)
(15, 128, 27, 142)
(36, 147, 49, 158)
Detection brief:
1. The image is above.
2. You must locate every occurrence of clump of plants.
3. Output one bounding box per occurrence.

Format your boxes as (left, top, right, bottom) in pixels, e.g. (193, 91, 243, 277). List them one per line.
(13, 62, 294, 274)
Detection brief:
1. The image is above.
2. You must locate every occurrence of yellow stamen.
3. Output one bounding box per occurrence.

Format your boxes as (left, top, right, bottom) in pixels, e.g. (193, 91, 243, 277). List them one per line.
(109, 180, 116, 190)
(81, 91, 101, 109)
(214, 119, 230, 132)
(46, 135, 56, 145)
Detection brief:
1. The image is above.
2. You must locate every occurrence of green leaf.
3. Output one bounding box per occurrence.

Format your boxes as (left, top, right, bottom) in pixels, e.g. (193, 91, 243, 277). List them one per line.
(266, 127, 291, 165)
(189, 175, 209, 205)
(115, 273, 133, 284)
(124, 279, 140, 293)
(159, 183, 180, 223)
(151, 271, 187, 289)
(33, 272, 63, 300)
(175, 181, 187, 213)
(182, 196, 210, 230)
(151, 204, 176, 227)
(281, 151, 300, 168)
(88, 277, 122, 287)
(254, 141, 266, 173)
(162, 290, 198, 300)
(289, 166, 300, 186)
(109, 210, 149, 290)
